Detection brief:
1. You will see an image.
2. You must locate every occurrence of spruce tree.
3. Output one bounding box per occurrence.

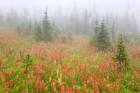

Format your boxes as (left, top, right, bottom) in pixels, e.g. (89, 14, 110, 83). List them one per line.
(90, 18, 99, 46)
(42, 8, 52, 42)
(114, 34, 129, 70)
(96, 20, 110, 51)
(94, 19, 99, 35)
(111, 20, 115, 43)
(34, 24, 42, 42)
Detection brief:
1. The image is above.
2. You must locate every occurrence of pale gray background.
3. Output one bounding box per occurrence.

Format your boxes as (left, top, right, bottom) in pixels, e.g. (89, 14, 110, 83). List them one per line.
(0, 0, 140, 25)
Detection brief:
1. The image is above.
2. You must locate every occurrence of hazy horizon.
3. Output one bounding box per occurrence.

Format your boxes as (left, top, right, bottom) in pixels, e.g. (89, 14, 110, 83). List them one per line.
(0, 0, 140, 31)
(0, 0, 139, 16)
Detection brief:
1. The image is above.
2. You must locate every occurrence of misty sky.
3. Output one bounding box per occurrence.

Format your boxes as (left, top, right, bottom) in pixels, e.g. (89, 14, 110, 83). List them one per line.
(0, 0, 140, 22)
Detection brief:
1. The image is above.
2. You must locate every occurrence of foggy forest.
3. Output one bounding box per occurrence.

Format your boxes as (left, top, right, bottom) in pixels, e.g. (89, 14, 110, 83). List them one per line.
(0, 0, 139, 93)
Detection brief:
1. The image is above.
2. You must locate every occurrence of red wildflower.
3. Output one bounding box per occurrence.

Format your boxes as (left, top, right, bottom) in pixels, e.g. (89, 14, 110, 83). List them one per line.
(9, 80, 14, 85)
(35, 79, 46, 91)
(98, 64, 104, 72)
(33, 64, 45, 78)
(60, 85, 65, 93)
(79, 63, 88, 70)
(65, 86, 73, 93)
(95, 86, 99, 93)
(97, 78, 102, 85)
(5, 83, 9, 92)
(47, 50, 63, 61)
(61, 64, 68, 74)
(77, 86, 81, 92)
(68, 68, 75, 78)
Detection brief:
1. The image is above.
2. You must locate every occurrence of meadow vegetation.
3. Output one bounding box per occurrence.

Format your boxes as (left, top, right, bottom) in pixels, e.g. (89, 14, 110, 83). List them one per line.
(0, 28, 139, 93)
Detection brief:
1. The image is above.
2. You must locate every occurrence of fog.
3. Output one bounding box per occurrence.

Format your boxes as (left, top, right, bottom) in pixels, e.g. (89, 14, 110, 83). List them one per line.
(1, 0, 140, 15)
(0, 1, 140, 92)
(0, 0, 140, 34)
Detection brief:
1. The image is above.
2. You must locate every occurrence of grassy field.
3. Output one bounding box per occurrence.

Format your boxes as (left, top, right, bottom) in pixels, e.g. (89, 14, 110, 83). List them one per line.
(0, 29, 139, 93)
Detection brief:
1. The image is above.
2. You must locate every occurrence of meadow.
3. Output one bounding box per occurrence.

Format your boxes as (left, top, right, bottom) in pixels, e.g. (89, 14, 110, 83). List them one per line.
(0, 28, 139, 93)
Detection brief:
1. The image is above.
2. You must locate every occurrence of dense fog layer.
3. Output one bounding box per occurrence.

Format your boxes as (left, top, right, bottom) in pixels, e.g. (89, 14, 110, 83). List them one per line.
(0, 0, 140, 34)
(0, 0, 140, 17)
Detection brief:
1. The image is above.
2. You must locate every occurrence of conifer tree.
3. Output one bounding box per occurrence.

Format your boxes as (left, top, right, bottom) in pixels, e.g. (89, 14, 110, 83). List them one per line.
(111, 20, 115, 43)
(42, 8, 52, 42)
(34, 24, 42, 42)
(94, 19, 99, 35)
(96, 20, 110, 50)
(90, 19, 99, 46)
(114, 34, 129, 70)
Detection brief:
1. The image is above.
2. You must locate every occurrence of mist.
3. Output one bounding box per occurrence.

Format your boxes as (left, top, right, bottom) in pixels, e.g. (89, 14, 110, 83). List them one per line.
(0, 1, 140, 92)
(0, 0, 140, 34)
(0, 0, 140, 20)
